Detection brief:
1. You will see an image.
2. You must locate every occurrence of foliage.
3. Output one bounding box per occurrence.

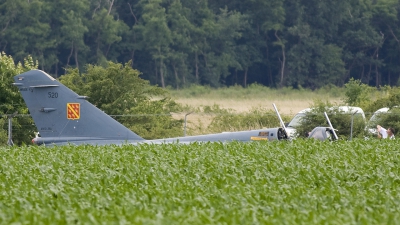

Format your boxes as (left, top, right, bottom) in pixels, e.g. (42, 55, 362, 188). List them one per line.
(0, 52, 37, 145)
(296, 100, 366, 139)
(0, 119, 7, 144)
(343, 78, 375, 109)
(1, 0, 400, 88)
(206, 106, 291, 133)
(367, 107, 400, 136)
(59, 61, 184, 139)
(363, 86, 400, 117)
(128, 98, 184, 139)
(364, 87, 400, 134)
(314, 84, 343, 98)
(1, 140, 400, 223)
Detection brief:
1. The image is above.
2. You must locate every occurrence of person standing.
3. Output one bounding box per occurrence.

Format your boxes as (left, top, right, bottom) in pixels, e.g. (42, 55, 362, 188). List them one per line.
(377, 125, 395, 139)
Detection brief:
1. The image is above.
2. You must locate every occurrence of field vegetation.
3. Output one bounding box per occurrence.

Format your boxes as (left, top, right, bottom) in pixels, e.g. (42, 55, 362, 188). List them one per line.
(168, 84, 344, 114)
(166, 84, 344, 136)
(167, 82, 389, 138)
(1, 53, 400, 145)
(1, 140, 399, 224)
(169, 84, 344, 101)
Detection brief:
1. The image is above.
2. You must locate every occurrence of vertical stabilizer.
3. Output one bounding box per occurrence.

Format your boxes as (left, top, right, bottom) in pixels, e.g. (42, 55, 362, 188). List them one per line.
(14, 70, 144, 141)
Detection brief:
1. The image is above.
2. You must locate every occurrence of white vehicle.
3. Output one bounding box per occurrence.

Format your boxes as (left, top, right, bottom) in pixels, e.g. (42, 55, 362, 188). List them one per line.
(285, 108, 312, 138)
(367, 107, 390, 135)
(286, 106, 366, 138)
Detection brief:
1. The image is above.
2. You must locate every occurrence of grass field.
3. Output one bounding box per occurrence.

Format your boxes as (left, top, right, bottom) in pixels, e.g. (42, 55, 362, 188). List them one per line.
(168, 85, 344, 134)
(174, 98, 314, 115)
(168, 84, 344, 114)
(1, 139, 399, 224)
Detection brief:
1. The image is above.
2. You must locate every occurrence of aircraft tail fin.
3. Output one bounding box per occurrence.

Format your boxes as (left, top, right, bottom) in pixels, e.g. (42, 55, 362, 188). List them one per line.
(13, 70, 144, 141)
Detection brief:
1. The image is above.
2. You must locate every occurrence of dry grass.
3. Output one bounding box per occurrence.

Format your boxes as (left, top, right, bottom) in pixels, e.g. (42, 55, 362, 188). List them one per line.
(167, 85, 345, 135)
(168, 84, 344, 115)
(171, 96, 343, 135)
(175, 97, 343, 115)
(175, 98, 313, 115)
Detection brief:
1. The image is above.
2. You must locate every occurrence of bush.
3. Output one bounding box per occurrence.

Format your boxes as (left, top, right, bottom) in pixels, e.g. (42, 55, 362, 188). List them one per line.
(0, 52, 37, 145)
(207, 106, 291, 133)
(59, 61, 184, 139)
(296, 101, 366, 139)
(0, 118, 7, 145)
(342, 78, 374, 109)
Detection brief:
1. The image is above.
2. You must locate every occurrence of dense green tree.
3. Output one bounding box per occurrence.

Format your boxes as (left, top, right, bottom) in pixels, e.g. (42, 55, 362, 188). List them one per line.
(343, 78, 375, 110)
(50, 0, 90, 72)
(0, 0, 55, 71)
(283, 0, 351, 89)
(111, 0, 143, 70)
(244, 0, 285, 87)
(286, 35, 346, 89)
(165, 0, 194, 88)
(86, 8, 129, 65)
(59, 61, 184, 139)
(369, 0, 400, 86)
(337, 0, 383, 86)
(0, 52, 37, 145)
(0, 0, 400, 89)
(134, 0, 172, 88)
(199, 8, 246, 86)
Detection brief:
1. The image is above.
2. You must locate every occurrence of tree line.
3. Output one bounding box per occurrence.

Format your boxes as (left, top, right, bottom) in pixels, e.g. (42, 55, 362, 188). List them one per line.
(0, 0, 399, 89)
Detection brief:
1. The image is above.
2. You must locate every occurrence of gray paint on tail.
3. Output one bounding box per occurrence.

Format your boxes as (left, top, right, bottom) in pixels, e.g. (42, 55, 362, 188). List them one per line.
(14, 70, 144, 141)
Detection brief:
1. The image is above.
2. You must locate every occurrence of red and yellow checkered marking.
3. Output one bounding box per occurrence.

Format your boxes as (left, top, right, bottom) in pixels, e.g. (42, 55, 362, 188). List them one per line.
(67, 103, 80, 120)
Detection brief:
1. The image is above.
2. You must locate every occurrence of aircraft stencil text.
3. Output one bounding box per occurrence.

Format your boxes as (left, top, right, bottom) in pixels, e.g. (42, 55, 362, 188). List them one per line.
(48, 92, 58, 98)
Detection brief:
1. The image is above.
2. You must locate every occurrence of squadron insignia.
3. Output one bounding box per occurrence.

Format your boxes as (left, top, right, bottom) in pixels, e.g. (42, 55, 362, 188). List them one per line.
(67, 103, 80, 120)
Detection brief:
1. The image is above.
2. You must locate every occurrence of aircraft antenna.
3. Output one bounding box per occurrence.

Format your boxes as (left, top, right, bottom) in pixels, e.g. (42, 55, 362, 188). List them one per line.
(324, 112, 338, 140)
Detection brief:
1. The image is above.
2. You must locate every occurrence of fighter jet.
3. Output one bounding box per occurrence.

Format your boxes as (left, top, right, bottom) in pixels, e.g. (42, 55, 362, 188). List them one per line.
(13, 70, 337, 146)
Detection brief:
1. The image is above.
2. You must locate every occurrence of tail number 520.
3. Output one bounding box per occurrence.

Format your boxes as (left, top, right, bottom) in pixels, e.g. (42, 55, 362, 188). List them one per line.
(48, 92, 58, 98)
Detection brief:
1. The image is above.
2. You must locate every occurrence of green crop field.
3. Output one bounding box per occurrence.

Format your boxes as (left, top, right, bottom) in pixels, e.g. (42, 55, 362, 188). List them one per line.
(1, 139, 400, 224)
